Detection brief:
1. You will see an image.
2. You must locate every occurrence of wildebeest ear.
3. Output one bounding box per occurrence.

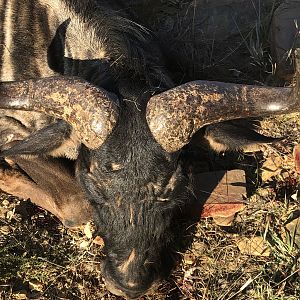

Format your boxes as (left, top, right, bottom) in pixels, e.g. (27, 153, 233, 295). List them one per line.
(1, 120, 80, 159)
(204, 121, 280, 152)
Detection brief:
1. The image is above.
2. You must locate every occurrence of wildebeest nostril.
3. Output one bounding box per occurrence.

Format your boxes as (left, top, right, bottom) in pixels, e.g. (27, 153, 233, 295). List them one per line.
(102, 259, 156, 298)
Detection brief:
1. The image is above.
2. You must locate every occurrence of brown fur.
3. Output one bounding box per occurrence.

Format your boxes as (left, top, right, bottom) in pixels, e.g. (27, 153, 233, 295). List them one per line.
(0, 157, 93, 227)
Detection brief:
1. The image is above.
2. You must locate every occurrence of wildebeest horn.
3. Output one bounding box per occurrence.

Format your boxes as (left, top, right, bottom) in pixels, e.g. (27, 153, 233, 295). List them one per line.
(146, 80, 299, 152)
(0, 76, 119, 149)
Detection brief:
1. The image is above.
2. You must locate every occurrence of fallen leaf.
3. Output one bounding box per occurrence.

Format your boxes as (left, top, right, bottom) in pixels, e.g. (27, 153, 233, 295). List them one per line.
(285, 217, 300, 247)
(2, 199, 9, 206)
(202, 202, 246, 226)
(293, 145, 300, 173)
(84, 222, 93, 239)
(93, 236, 104, 246)
(237, 236, 270, 256)
(213, 215, 236, 226)
(191, 241, 206, 253)
(6, 210, 15, 221)
(261, 155, 283, 181)
(291, 192, 298, 201)
(183, 267, 200, 281)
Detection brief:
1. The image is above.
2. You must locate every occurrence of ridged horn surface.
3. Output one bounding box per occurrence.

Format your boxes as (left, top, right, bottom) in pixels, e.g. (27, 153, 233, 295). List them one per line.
(146, 80, 298, 152)
(0, 76, 119, 149)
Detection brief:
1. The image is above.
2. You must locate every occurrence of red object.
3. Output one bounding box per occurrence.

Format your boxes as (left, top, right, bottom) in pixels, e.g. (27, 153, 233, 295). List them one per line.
(201, 202, 245, 218)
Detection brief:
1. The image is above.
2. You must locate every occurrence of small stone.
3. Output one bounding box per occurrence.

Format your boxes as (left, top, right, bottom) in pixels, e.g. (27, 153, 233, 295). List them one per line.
(213, 215, 235, 226)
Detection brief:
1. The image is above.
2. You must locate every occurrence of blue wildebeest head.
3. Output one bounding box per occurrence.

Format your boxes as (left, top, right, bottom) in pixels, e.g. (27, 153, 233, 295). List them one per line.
(1, 0, 300, 298)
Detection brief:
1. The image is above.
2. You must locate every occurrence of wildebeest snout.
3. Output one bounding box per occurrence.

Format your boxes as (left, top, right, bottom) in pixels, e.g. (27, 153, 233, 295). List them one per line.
(101, 252, 162, 299)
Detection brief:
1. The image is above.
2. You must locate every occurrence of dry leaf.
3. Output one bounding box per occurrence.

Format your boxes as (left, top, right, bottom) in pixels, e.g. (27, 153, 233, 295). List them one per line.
(2, 199, 9, 206)
(237, 236, 270, 256)
(84, 222, 93, 239)
(192, 241, 206, 253)
(293, 145, 300, 173)
(291, 192, 298, 201)
(261, 155, 283, 181)
(213, 215, 236, 226)
(79, 241, 90, 249)
(93, 236, 104, 246)
(203, 203, 244, 225)
(6, 210, 15, 221)
(285, 217, 300, 247)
